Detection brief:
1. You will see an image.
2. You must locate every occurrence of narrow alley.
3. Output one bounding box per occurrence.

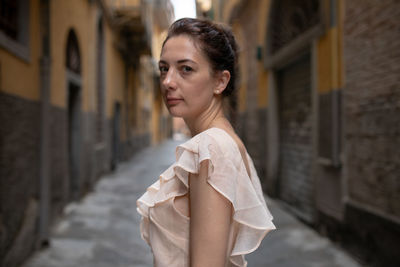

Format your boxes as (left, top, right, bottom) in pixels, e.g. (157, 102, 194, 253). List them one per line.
(2, 1, 399, 266)
(24, 139, 362, 267)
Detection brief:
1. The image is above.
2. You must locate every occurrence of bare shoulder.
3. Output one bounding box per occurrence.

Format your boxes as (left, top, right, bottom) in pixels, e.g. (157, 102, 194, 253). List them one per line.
(210, 127, 247, 156)
(215, 127, 246, 154)
(214, 126, 251, 176)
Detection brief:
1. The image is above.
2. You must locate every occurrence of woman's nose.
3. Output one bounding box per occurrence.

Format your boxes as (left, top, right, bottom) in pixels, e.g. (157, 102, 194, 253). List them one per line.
(162, 69, 177, 90)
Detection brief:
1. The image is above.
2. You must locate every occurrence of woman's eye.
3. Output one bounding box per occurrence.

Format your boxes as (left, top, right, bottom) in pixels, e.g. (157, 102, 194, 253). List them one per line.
(181, 66, 193, 73)
(159, 66, 168, 73)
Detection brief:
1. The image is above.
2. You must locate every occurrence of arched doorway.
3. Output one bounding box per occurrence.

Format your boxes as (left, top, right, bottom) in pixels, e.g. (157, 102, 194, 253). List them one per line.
(65, 29, 82, 200)
(266, 0, 321, 222)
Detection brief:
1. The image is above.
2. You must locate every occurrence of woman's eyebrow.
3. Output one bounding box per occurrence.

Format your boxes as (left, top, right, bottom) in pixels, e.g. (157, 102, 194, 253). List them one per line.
(177, 59, 196, 64)
(159, 59, 197, 65)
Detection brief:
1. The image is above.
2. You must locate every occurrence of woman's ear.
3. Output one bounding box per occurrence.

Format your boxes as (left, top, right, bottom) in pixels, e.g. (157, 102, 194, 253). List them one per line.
(214, 70, 231, 95)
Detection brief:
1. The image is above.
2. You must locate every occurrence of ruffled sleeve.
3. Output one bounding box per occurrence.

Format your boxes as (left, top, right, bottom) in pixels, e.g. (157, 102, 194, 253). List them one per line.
(136, 128, 276, 266)
(179, 130, 275, 264)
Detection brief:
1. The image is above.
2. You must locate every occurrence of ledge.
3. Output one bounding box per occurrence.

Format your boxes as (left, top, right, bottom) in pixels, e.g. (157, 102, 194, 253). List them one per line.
(0, 32, 30, 63)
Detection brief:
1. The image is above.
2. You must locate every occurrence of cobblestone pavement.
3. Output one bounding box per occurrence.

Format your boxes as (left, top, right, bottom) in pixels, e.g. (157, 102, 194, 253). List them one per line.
(24, 139, 362, 267)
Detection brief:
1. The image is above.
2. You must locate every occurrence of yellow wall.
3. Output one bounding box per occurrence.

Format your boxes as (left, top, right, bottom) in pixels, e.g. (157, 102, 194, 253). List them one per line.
(50, 0, 97, 111)
(317, 30, 334, 93)
(1, 0, 166, 144)
(50, 0, 139, 144)
(152, 24, 168, 61)
(50, 0, 130, 120)
(338, 0, 344, 89)
(129, 68, 138, 133)
(224, 0, 345, 109)
(0, 0, 41, 101)
(256, 0, 271, 108)
(232, 22, 247, 113)
(151, 25, 161, 144)
(152, 92, 162, 144)
(220, 0, 241, 22)
(218, 0, 272, 110)
(150, 22, 170, 144)
(105, 23, 125, 119)
(257, 71, 269, 108)
(107, 0, 140, 8)
(317, 0, 344, 93)
(136, 72, 142, 134)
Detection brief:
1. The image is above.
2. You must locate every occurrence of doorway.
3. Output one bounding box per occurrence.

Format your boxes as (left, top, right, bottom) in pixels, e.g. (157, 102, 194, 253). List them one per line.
(68, 82, 81, 200)
(277, 53, 314, 221)
(111, 102, 121, 170)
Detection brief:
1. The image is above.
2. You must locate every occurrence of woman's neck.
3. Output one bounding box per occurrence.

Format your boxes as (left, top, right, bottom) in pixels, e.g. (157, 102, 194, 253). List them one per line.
(184, 101, 227, 137)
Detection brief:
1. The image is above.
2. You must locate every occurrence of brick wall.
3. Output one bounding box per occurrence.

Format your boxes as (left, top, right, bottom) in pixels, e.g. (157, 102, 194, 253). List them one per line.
(342, 1, 400, 265)
(343, 0, 400, 218)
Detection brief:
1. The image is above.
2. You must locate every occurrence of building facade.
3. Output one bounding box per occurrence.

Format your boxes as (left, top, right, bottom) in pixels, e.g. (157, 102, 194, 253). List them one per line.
(199, 0, 400, 265)
(0, 0, 173, 266)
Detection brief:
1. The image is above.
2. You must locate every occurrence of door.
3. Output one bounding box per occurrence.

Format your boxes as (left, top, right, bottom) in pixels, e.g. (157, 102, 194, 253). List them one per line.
(277, 53, 314, 222)
(68, 82, 81, 200)
(111, 102, 121, 170)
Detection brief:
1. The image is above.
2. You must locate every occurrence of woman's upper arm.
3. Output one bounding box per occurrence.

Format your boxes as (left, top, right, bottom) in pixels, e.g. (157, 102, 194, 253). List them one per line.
(189, 160, 232, 267)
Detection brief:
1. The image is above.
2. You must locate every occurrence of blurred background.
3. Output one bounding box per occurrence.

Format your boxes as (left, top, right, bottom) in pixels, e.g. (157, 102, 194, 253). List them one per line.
(0, 0, 399, 267)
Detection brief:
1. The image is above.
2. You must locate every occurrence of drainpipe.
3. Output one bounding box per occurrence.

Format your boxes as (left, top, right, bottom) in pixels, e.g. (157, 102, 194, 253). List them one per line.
(124, 62, 130, 157)
(38, 0, 51, 246)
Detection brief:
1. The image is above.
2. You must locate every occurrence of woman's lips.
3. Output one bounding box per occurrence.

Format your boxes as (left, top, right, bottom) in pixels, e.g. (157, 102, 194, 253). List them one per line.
(166, 98, 183, 105)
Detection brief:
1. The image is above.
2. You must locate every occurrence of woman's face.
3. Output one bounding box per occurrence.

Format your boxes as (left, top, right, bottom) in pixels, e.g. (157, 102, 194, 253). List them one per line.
(159, 35, 218, 119)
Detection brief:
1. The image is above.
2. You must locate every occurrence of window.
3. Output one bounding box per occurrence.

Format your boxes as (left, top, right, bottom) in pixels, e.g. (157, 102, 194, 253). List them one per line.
(66, 30, 81, 74)
(0, 0, 19, 40)
(268, 0, 320, 54)
(0, 0, 30, 61)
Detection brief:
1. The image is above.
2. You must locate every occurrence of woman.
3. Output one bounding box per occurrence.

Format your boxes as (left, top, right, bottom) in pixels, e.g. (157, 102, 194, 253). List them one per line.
(137, 18, 275, 267)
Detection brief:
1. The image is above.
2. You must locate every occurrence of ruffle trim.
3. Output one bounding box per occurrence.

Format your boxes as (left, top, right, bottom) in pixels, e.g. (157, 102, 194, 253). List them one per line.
(136, 128, 276, 266)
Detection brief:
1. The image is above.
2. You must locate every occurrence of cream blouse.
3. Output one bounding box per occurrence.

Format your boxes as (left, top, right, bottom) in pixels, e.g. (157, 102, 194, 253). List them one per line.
(136, 127, 276, 267)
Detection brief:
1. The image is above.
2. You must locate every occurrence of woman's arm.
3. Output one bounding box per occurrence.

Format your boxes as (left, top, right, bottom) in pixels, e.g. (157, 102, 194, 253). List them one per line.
(189, 160, 232, 267)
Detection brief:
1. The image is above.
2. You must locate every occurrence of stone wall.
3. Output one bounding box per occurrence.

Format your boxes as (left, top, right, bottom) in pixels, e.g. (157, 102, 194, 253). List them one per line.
(49, 106, 108, 211)
(0, 92, 119, 266)
(49, 106, 69, 218)
(0, 92, 40, 267)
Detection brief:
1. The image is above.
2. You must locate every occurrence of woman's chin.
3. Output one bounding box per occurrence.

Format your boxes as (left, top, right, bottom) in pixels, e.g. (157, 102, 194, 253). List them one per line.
(167, 107, 185, 118)
(170, 113, 184, 118)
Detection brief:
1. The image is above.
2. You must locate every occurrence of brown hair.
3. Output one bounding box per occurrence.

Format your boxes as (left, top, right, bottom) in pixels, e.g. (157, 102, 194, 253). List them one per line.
(163, 18, 239, 97)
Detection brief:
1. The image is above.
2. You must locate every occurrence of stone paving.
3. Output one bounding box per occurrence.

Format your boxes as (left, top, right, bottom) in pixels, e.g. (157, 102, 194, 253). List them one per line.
(23, 139, 363, 267)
